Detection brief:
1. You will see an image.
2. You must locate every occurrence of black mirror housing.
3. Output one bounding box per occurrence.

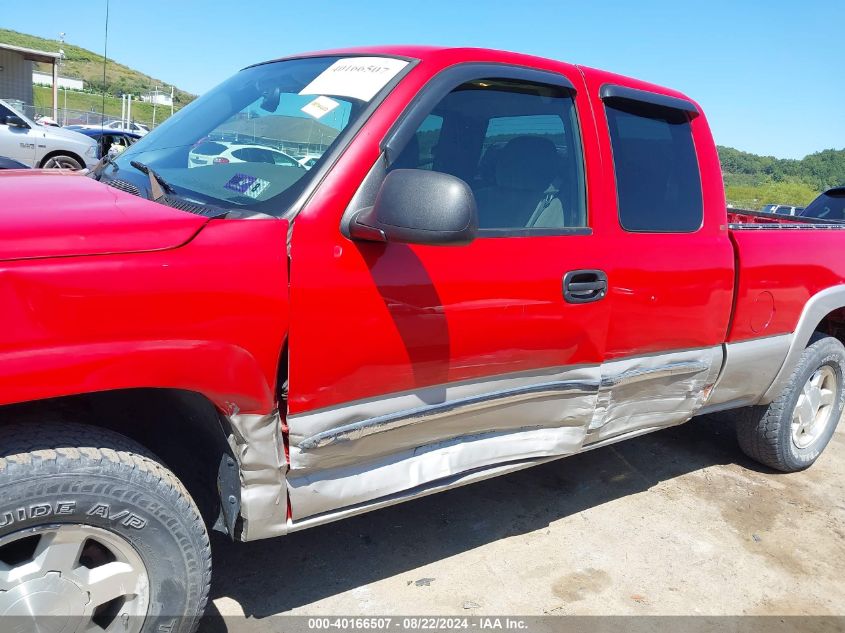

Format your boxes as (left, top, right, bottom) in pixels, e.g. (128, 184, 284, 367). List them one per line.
(4, 115, 29, 129)
(350, 169, 478, 246)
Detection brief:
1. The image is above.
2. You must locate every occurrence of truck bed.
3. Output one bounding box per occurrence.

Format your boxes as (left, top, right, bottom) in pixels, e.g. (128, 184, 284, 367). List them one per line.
(728, 208, 845, 230)
(726, 208, 845, 345)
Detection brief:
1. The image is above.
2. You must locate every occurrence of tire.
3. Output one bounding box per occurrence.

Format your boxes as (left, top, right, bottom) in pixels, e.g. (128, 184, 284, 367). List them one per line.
(41, 154, 84, 170)
(0, 422, 211, 632)
(737, 334, 845, 472)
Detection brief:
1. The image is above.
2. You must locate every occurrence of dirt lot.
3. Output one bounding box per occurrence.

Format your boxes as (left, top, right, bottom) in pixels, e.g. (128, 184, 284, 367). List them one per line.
(209, 414, 845, 618)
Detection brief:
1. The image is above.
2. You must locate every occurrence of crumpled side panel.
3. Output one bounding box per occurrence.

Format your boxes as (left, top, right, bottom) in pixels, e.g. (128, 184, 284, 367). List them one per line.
(286, 365, 601, 519)
(227, 410, 288, 541)
(234, 347, 725, 535)
(586, 347, 723, 444)
(288, 425, 586, 520)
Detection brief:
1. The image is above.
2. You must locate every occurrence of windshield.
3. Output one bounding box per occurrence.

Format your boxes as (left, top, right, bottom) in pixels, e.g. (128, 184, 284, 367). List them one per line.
(110, 55, 408, 214)
(800, 190, 845, 221)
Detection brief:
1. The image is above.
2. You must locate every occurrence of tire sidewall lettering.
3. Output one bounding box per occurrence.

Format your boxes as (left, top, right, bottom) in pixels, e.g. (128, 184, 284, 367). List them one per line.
(0, 500, 147, 530)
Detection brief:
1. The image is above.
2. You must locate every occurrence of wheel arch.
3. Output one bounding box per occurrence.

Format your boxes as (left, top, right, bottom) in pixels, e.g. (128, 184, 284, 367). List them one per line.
(760, 285, 845, 403)
(39, 149, 86, 169)
(0, 387, 239, 536)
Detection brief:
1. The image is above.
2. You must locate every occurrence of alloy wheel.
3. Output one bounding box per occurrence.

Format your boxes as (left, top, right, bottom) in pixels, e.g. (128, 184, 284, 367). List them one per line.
(0, 523, 149, 632)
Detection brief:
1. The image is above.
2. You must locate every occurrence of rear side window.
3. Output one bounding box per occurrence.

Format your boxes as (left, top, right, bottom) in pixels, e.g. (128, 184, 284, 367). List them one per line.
(232, 147, 273, 163)
(193, 141, 227, 156)
(605, 99, 702, 232)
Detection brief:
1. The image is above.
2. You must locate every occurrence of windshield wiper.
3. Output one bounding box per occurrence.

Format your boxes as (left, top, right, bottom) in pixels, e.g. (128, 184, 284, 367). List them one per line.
(130, 160, 175, 201)
(89, 153, 119, 180)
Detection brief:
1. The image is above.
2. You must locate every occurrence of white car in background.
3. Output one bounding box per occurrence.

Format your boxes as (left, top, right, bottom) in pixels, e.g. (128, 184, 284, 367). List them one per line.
(298, 154, 321, 169)
(761, 203, 805, 216)
(0, 99, 98, 169)
(188, 140, 304, 169)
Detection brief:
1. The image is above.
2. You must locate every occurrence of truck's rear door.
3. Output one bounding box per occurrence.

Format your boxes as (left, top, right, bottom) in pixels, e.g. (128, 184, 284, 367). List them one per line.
(577, 69, 735, 443)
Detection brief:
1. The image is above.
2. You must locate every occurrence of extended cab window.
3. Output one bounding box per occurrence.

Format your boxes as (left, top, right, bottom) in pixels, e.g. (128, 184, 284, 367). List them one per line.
(392, 79, 586, 232)
(605, 99, 702, 232)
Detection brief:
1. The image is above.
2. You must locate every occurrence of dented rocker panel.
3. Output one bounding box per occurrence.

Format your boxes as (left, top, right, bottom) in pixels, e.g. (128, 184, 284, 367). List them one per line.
(297, 378, 600, 451)
(283, 345, 724, 524)
(226, 338, 804, 539)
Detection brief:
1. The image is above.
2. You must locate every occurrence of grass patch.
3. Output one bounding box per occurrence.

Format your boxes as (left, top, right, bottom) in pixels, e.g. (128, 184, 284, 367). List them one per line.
(33, 86, 178, 128)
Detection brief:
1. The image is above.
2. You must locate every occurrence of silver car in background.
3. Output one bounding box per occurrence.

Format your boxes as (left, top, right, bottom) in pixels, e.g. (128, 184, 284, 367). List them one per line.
(0, 99, 98, 169)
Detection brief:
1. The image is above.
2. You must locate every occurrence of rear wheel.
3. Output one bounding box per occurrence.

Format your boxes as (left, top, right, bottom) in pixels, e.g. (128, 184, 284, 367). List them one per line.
(41, 154, 83, 169)
(0, 423, 211, 632)
(736, 334, 845, 472)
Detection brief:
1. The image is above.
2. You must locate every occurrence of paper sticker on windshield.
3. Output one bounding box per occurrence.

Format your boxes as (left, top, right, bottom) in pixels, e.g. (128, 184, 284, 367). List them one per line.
(299, 57, 408, 101)
(301, 95, 340, 119)
(224, 173, 271, 199)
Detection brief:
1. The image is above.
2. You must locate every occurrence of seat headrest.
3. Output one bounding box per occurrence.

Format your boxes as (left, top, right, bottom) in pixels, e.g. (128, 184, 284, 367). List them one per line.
(495, 135, 559, 191)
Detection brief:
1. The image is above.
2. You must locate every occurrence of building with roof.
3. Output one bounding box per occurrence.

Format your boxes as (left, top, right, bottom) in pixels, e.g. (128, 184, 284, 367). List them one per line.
(0, 42, 61, 119)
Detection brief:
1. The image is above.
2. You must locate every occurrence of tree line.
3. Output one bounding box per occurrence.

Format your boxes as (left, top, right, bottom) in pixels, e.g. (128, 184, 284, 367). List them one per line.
(719, 146, 845, 209)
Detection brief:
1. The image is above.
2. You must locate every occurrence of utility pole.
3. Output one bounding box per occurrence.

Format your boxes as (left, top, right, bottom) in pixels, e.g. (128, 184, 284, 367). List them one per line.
(56, 32, 65, 123)
(170, 86, 174, 118)
(152, 85, 158, 128)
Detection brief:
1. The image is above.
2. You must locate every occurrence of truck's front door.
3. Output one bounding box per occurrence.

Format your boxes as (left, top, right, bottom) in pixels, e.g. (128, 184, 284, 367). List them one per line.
(286, 62, 612, 521)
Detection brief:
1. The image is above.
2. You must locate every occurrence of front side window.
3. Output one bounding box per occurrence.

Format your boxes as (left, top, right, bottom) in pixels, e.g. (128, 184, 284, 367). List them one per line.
(110, 56, 408, 215)
(605, 99, 703, 232)
(0, 104, 16, 121)
(391, 79, 586, 232)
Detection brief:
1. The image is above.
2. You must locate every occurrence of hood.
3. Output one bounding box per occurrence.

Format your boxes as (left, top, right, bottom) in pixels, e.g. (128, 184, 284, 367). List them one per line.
(0, 171, 210, 262)
(41, 125, 99, 147)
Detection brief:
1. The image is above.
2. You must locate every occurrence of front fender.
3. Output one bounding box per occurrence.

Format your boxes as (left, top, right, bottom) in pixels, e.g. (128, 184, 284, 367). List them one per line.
(0, 218, 289, 414)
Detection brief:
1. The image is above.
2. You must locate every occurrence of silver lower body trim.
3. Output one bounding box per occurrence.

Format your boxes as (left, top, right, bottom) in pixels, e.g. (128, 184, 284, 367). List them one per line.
(232, 337, 794, 539)
(586, 348, 722, 443)
(286, 346, 723, 522)
(298, 378, 599, 450)
(699, 334, 791, 413)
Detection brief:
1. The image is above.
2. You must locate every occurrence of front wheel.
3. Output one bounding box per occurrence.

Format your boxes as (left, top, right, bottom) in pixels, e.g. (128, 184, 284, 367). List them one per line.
(0, 423, 211, 632)
(736, 334, 845, 472)
(41, 154, 84, 169)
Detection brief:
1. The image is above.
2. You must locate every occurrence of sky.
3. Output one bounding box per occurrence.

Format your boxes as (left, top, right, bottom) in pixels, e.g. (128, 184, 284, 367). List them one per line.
(3, 0, 843, 159)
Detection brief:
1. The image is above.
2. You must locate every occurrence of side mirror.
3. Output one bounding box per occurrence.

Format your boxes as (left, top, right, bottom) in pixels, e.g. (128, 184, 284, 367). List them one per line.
(4, 115, 29, 129)
(350, 169, 478, 246)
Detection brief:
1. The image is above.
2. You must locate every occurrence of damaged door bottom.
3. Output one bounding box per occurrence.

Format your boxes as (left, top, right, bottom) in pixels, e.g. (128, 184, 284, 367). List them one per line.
(225, 337, 790, 542)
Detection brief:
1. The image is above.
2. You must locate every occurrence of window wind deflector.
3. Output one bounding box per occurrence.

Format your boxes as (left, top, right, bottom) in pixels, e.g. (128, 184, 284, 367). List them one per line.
(382, 63, 577, 164)
(600, 84, 699, 118)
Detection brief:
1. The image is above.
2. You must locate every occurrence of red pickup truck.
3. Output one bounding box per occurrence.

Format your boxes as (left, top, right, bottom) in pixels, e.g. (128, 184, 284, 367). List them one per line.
(1, 46, 843, 629)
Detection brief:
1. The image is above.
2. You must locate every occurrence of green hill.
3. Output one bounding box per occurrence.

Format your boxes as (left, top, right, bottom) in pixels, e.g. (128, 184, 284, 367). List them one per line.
(3, 25, 843, 207)
(0, 28, 195, 106)
(719, 146, 845, 209)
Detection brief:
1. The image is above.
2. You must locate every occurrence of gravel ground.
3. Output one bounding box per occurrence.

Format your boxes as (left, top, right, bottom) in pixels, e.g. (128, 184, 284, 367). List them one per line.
(208, 414, 845, 620)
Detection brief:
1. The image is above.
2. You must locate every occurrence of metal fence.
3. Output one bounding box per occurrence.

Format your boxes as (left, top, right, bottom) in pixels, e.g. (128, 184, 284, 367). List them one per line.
(17, 103, 120, 127)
